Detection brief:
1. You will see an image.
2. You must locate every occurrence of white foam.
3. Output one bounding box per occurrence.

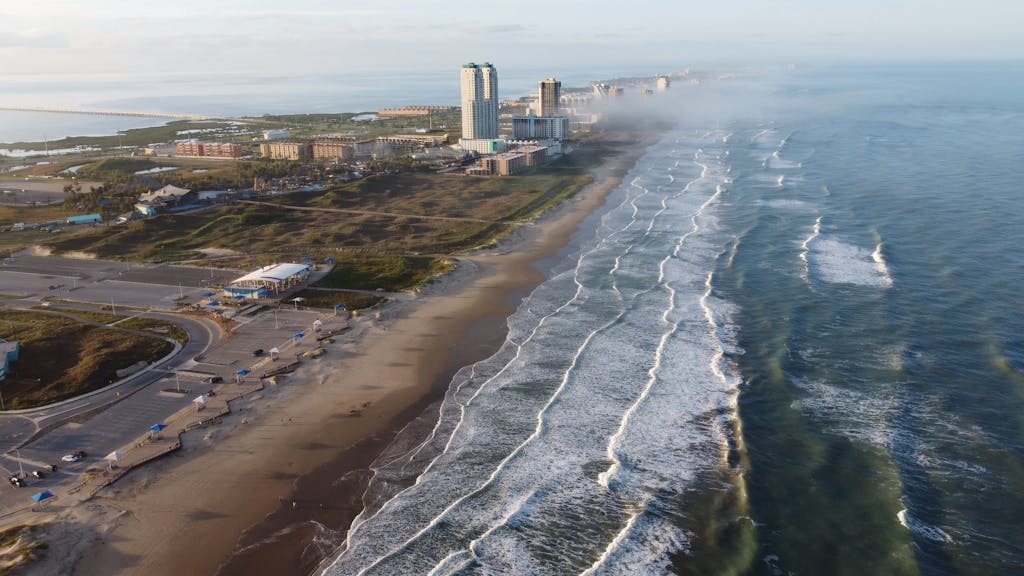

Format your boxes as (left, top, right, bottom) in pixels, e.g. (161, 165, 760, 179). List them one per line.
(324, 128, 741, 576)
(897, 509, 954, 543)
(808, 235, 893, 288)
(799, 216, 822, 282)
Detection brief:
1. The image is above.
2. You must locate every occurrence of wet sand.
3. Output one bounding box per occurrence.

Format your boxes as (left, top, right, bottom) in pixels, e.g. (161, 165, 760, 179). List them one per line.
(38, 144, 648, 576)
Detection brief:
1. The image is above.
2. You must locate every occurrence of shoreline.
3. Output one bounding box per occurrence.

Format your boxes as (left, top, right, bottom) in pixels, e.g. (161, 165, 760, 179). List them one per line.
(34, 138, 651, 576)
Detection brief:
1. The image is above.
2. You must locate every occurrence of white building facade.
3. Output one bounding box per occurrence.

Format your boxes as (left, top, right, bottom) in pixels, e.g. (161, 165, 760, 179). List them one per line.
(460, 63, 499, 140)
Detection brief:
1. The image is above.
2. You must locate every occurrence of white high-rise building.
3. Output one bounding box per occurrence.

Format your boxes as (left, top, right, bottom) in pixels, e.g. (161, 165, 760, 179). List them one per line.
(460, 62, 499, 140)
(656, 75, 671, 92)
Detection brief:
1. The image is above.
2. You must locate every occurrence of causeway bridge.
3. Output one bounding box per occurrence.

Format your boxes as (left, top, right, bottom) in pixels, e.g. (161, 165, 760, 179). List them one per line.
(0, 106, 216, 121)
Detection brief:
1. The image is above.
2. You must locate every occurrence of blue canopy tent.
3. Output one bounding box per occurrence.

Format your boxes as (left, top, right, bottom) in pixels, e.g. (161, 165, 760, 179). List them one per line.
(32, 490, 54, 503)
(235, 369, 251, 383)
(149, 423, 167, 432)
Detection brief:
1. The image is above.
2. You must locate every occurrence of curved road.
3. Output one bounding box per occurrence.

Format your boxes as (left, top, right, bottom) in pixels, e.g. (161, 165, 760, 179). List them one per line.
(0, 310, 219, 476)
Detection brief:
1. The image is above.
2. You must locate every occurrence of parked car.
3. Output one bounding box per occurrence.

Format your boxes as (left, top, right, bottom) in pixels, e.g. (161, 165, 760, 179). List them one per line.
(252, 349, 264, 357)
(61, 450, 87, 463)
(8, 476, 25, 487)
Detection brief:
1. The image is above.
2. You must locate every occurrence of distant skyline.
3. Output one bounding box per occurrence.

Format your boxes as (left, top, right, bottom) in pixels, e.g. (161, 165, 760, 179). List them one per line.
(2, 1, 1022, 77)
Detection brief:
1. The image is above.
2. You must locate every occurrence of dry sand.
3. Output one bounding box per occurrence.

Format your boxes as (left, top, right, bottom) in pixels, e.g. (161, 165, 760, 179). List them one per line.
(29, 145, 648, 576)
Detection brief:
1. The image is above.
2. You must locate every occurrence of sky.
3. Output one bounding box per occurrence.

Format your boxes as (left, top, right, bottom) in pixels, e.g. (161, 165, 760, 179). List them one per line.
(1, 0, 1022, 77)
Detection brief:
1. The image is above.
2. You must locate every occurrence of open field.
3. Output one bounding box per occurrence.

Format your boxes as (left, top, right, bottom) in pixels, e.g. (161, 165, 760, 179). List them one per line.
(39, 150, 599, 263)
(0, 309, 175, 409)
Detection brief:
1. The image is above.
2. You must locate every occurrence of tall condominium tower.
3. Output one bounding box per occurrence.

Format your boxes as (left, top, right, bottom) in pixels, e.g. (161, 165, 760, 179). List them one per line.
(538, 77, 561, 117)
(461, 63, 499, 140)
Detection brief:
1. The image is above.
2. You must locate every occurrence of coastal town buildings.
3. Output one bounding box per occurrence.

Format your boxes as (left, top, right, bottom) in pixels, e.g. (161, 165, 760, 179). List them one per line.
(656, 75, 671, 91)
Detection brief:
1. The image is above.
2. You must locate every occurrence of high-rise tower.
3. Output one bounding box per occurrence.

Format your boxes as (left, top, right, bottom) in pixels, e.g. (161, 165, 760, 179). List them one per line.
(460, 63, 499, 140)
(538, 77, 561, 117)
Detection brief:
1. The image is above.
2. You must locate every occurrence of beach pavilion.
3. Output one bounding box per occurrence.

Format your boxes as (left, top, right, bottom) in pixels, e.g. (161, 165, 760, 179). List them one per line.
(223, 263, 312, 298)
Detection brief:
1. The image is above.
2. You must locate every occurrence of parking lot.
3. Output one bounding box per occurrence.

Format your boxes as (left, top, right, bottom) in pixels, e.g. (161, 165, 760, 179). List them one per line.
(0, 254, 240, 309)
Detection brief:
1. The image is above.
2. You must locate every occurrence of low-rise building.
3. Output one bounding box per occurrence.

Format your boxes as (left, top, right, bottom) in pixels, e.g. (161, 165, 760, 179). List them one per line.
(511, 115, 570, 141)
(457, 138, 507, 155)
(313, 139, 355, 161)
(377, 106, 455, 118)
(259, 141, 313, 160)
(176, 141, 243, 158)
(135, 185, 196, 216)
(262, 129, 292, 140)
(225, 263, 311, 296)
(479, 152, 527, 176)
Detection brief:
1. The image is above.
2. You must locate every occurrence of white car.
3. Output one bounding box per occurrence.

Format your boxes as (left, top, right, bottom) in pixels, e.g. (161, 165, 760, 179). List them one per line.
(61, 451, 85, 463)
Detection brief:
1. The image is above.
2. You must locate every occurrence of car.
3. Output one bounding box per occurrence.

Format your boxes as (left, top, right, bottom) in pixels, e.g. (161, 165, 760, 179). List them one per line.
(252, 349, 264, 356)
(9, 476, 25, 487)
(61, 450, 87, 463)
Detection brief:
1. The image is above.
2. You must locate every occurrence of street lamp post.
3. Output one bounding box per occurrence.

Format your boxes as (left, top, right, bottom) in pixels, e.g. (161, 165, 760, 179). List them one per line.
(175, 371, 181, 392)
(15, 448, 24, 479)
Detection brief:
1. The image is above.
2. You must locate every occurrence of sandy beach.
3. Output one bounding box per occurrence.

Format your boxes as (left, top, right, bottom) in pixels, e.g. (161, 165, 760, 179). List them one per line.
(30, 142, 649, 576)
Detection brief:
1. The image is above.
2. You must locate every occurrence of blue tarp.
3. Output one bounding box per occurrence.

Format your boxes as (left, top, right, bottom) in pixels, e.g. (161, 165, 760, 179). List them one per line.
(32, 490, 54, 503)
(235, 369, 250, 376)
(149, 423, 167, 432)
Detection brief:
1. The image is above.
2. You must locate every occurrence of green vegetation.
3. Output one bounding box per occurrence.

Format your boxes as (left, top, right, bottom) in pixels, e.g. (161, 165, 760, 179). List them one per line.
(0, 525, 47, 574)
(23, 129, 639, 306)
(21, 308, 189, 343)
(315, 254, 455, 292)
(256, 109, 460, 139)
(289, 290, 385, 311)
(116, 317, 189, 343)
(76, 158, 158, 179)
(0, 309, 174, 410)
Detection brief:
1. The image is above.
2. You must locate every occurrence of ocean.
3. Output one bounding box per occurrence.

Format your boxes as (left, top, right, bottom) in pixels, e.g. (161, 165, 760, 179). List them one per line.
(318, 62, 1024, 575)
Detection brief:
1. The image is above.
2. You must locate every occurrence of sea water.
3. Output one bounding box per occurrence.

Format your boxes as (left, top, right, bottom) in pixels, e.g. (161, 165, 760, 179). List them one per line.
(320, 62, 1024, 575)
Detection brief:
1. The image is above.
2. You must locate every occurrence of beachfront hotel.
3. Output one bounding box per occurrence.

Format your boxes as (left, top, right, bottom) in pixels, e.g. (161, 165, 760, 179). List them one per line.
(460, 63, 499, 140)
